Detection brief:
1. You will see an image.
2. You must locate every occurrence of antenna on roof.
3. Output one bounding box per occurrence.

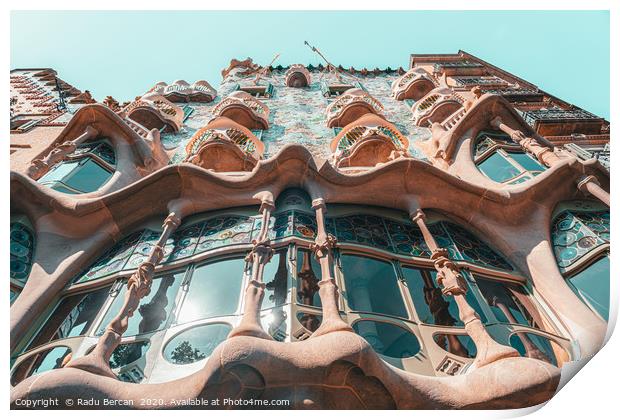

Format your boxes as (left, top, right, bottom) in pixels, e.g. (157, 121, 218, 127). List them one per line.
(254, 53, 281, 84)
(304, 41, 358, 83)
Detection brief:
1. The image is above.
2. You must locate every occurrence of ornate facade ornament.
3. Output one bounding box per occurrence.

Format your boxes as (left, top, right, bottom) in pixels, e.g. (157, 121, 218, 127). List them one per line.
(149, 80, 217, 103)
(212, 91, 270, 130)
(65, 211, 182, 377)
(330, 114, 409, 168)
(309, 198, 354, 337)
(102, 96, 121, 112)
(391, 66, 437, 101)
(285, 64, 312, 87)
(410, 209, 519, 368)
(184, 117, 264, 172)
(68, 90, 96, 104)
(229, 195, 275, 340)
(26, 125, 99, 180)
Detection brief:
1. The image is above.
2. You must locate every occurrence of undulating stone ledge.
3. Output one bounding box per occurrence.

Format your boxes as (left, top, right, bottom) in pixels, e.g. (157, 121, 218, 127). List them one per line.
(10, 331, 560, 409)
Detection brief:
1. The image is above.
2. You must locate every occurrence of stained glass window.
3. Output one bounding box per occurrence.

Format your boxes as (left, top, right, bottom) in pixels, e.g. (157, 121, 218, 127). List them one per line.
(10, 221, 35, 285)
(552, 209, 609, 270)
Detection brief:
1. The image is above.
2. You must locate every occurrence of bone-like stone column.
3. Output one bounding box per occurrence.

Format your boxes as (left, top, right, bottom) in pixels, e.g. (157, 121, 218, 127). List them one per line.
(411, 209, 518, 368)
(228, 196, 275, 340)
(490, 116, 609, 206)
(65, 212, 182, 378)
(577, 175, 610, 207)
(28, 125, 99, 180)
(309, 198, 353, 337)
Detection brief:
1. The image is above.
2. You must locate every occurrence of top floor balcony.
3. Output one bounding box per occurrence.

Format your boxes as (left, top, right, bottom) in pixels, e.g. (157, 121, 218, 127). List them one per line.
(150, 80, 217, 103)
(411, 87, 464, 127)
(184, 116, 265, 172)
(391, 67, 437, 101)
(522, 108, 605, 136)
(212, 91, 270, 130)
(325, 88, 384, 128)
(330, 113, 409, 168)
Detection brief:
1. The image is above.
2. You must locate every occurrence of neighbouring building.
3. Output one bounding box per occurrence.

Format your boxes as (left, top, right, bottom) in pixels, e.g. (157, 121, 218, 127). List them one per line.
(10, 50, 610, 409)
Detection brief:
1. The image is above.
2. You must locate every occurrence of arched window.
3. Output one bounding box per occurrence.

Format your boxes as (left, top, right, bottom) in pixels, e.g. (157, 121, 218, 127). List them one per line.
(552, 201, 610, 320)
(474, 131, 545, 185)
(38, 140, 116, 194)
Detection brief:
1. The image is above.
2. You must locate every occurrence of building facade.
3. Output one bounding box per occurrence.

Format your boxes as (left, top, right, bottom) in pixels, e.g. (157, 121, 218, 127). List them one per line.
(10, 50, 610, 409)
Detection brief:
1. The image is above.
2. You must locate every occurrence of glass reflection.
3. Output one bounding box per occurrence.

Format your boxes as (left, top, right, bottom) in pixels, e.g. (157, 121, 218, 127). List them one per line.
(353, 320, 420, 359)
(296, 249, 322, 307)
(262, 249, 289, 310)
(176, 259, 244, 324)
(341, 255, 408, 318)
(474, 276, 538, 327)
(402, 266, 487, 326)
(567, 256, 610, 321)
(509, 333, 558, 366)
(97, 272, 183, 336)
(163, 323, 231, 365)
(433, 333, 476, 358)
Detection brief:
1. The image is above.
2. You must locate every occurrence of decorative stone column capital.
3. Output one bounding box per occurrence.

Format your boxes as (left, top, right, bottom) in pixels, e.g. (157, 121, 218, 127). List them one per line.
(162, 212, 182, 230)
(311, 233, 337, 259)
(311, 197, 327, 211)
(489, 116, 503, 129)
(84, 124, 100, 139)
(577, 175, 600, 192)
(127, 261, 156, 299)
(410, 208, 426, 223)
(259, 197, 275, 213)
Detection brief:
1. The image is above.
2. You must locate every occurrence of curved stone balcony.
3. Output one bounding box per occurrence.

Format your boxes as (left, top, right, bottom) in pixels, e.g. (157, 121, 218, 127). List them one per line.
(212, 91, 270, 130)
(184, 116, 265, 172)
(150, 80, 217, 103)
(325, 88, 384, 128)
(285, 64, 312, 87)
(411, 87, 464, 127)
(391, 67, 437, 101)
(121, 92, 184, 133)
(330, 113, 409, 168)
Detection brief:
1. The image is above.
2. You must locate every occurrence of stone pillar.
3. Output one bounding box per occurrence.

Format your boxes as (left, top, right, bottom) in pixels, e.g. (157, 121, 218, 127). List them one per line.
(491, 116, 609, 206)
(411, 209, 519, 368)
(65, 212, 181, 378)
(228, 196, 275, 340)
(577, 175, 610, 207)
(309, 198, 353, 337)
(28, 125, 99, 180)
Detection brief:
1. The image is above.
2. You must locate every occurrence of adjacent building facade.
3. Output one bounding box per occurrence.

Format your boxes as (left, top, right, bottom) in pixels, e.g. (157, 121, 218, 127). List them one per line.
(10, 50, 610, 409)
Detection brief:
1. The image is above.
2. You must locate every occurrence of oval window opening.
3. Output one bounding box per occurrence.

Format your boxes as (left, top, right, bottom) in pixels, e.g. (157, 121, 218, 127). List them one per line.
(11, 346, 72, 386)
(352, 320, 420, 359)
(433, 333, 477, 358)
(163, 323, 231, 365)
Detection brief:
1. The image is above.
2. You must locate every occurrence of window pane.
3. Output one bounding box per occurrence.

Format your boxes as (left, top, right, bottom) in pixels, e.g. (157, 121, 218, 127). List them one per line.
(32, 347, 72, 375)
(176, 259, 244, 324)
(508, 152, 545, 172)
(97, 272, 183, 336)
(478, 151, 522, 182)
(474, 277, 534, 327)
(509, 333, 558, 366)
(352, 320, 420, 359)
(262, 249, 289, 310)
(402, 266, 487, 326)
(63, 159, 112, 193)
(567, 256, 609, 321)
(58, 287, 111, 338)
(296, 249, 322, 307)
(341, 255, 407, 318)
(38, 161, 80, 184)
(434, 333, 477, 358)
(163, 323, 231, 365)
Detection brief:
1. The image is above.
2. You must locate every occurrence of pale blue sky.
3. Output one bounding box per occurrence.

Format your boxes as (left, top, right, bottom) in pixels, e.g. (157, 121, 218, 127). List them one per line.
(11, 10, 610, 119)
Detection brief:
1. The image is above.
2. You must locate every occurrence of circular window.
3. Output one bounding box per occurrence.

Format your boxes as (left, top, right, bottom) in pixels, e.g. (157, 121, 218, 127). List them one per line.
(163, 323, 231, 365)
(352, 320, 420, 359)
(433, 333, 477, 358)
